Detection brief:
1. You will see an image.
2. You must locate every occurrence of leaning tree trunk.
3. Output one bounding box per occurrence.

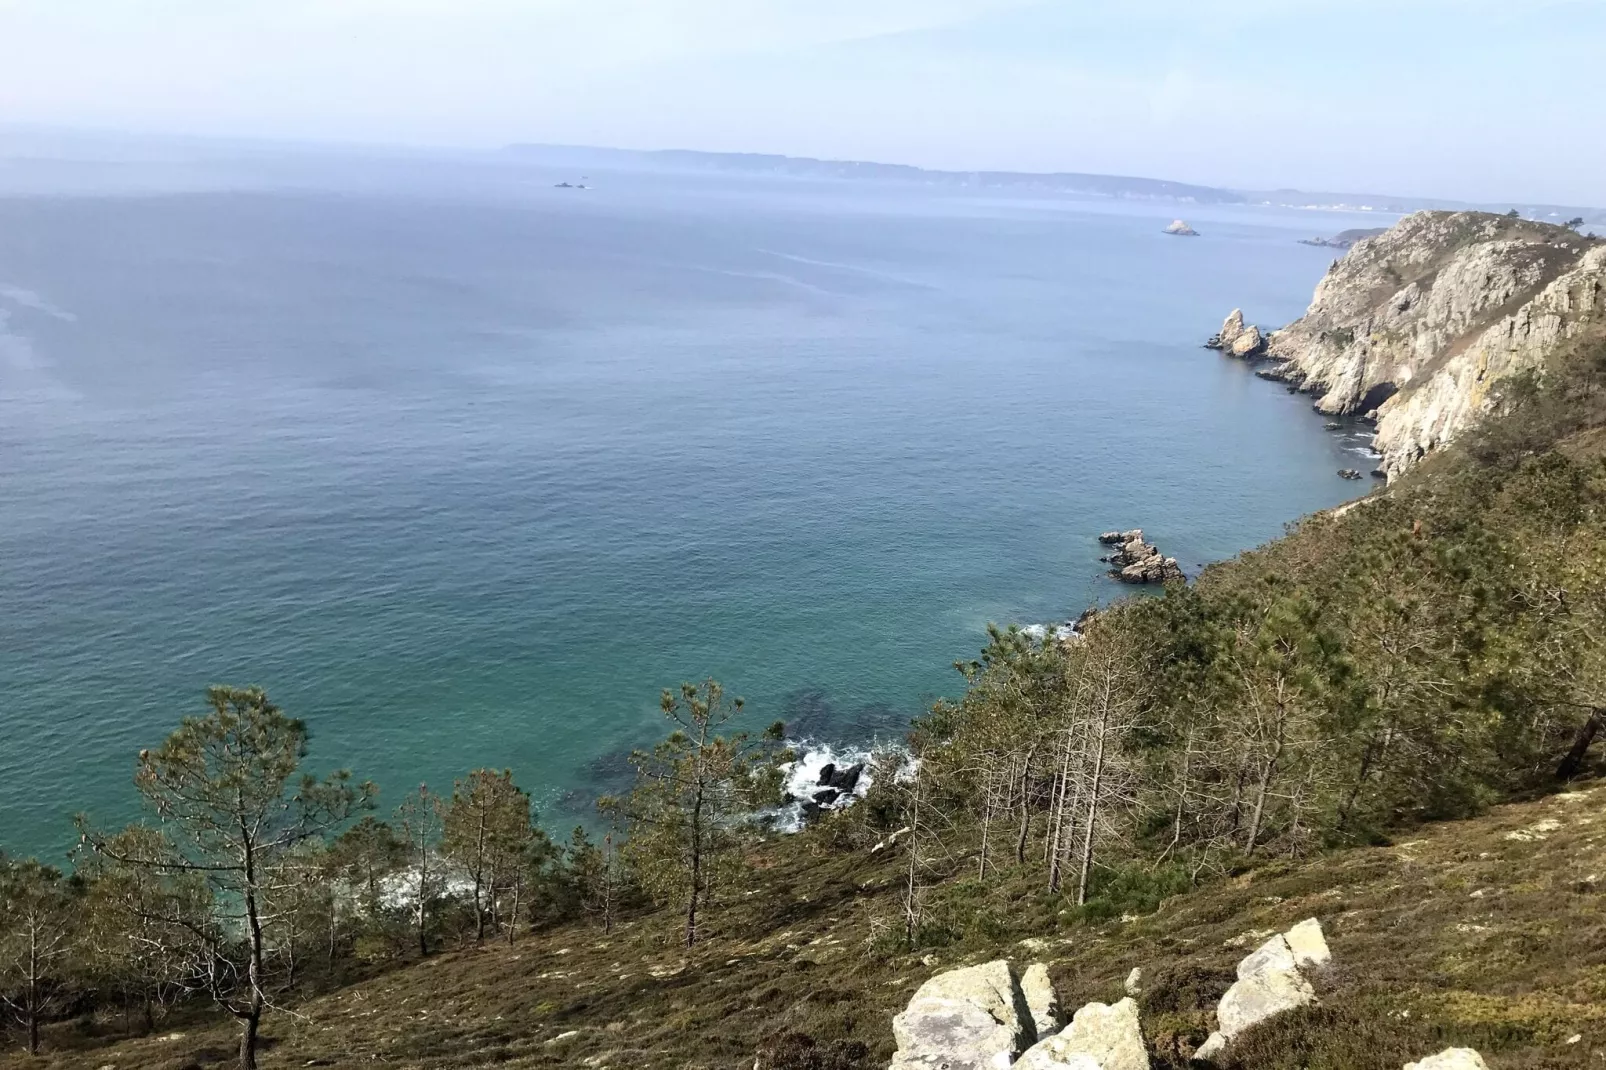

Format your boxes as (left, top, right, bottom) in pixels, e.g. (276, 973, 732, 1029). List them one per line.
(1558, 707, 1605, 781)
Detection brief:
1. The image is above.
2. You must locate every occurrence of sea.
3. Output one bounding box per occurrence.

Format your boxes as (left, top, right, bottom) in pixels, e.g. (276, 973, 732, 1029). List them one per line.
(0, 141, 1387, 858)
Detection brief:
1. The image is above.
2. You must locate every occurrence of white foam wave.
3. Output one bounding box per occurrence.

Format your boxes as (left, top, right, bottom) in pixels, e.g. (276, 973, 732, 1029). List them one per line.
(768, 739, 880, 833)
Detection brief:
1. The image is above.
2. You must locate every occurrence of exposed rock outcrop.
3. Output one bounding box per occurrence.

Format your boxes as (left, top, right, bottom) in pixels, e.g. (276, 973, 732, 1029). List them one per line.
(1205, 309, 1268, 358)
(889, 961, 1034, 1070)
(1016, 997, 1149, 1070)
(1194, 918, 1331, 1064)
(1098, 530, 1183, 584)
(1404, 1050, 1490, 1070)
(1165, 220, 1200, 237)
(1021, 963, 1063, 1041)
(1239, 211, 1605, 478)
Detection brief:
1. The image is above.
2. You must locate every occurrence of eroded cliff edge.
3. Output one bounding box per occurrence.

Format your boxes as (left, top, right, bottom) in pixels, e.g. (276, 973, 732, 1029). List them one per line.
(1221, 211, 1605, 478)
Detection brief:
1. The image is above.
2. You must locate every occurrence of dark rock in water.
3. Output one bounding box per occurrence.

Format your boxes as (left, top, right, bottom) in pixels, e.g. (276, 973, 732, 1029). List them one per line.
(827, 763, 865, 793)
(1324, 421, 1342, 431)
(1372, 468, 1388, 479)
(1338, 468, 1363, 480)
(801, 801, 823, 820)
(813, 789, 841, 806)
(1099, 529, 1184, 584)
(817, 763, 836, 787)
(1286, 385, 1299, 393)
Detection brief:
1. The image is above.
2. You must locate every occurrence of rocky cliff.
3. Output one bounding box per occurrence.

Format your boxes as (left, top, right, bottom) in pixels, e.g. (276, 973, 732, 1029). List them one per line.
(1234, 211, 1605, 478)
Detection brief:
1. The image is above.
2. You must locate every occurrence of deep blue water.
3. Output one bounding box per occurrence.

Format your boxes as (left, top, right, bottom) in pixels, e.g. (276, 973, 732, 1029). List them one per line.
(0, 152, 1382, 858)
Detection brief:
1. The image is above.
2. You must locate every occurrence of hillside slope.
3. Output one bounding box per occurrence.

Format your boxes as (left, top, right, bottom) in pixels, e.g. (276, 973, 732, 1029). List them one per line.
(10, 785, 1602, 1070)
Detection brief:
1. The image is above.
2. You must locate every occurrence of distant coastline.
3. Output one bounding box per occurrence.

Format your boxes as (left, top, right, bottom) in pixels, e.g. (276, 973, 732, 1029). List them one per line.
(506, 142, 1606, 224)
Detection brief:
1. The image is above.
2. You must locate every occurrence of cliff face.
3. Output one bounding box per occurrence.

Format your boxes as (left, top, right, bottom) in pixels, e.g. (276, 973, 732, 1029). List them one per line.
(1258, 211, 1606, 477)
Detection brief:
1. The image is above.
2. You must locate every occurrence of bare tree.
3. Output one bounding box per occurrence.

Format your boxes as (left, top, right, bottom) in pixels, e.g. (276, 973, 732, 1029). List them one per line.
(0, 858, 80, 1054)
(395, 785, 444, 958)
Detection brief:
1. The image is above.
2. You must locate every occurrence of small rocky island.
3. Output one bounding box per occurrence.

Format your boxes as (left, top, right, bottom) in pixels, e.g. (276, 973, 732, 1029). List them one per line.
(1164, 219, 1199, 236)
(1099, 529, 1183, 584)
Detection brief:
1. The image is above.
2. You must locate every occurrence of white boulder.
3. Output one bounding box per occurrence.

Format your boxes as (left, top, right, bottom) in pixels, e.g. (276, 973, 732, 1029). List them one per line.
(1021, 963, 1064, 1040)
(1017, 997, 1149, 1070)
(889, 961, 1033, 1070)
(1404, 1049, 1489, 1070)
(1215, 963, 1315, 1038)
(1284, 918, 1332, 971)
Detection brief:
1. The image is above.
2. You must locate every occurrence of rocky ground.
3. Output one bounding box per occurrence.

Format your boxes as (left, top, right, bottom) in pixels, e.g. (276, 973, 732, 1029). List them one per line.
(13, 783, 1602, 1069)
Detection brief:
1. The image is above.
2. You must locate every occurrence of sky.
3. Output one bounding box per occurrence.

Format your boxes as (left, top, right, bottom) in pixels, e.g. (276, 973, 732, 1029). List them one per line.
(0, 0, 1603, 204)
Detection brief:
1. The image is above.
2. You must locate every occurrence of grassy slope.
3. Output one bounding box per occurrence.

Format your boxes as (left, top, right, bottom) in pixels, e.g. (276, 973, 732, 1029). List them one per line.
(11, 783, 1603, 1070)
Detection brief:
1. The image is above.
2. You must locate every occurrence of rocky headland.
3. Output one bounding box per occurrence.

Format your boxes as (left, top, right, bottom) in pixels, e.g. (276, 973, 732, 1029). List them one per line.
(1211, 211, 1605, 479)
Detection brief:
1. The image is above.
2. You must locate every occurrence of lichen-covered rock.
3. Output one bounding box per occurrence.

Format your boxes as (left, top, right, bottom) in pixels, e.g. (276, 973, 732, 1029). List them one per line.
(1252, 211, 1605, 479)
(1021, 963, 1063, 1040)
(1016, 997, 1149, 1070)
(1215, 962, 1314, 1038)
(1283, 918, 1332, 972)
(1233, 933, 1298, 982)
(889, 960, 1032, 1070)
(1403, 1049, 1490, 1070)
(1124, 967, 1144, 997)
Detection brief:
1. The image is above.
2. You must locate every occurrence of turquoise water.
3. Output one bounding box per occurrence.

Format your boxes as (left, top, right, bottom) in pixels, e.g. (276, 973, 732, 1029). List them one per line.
(0, 155, 1379, 858)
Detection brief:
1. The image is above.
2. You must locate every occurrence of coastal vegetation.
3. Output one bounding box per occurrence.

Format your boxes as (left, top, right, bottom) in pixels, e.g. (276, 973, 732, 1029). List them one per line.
(4, 224, 1606, 1067)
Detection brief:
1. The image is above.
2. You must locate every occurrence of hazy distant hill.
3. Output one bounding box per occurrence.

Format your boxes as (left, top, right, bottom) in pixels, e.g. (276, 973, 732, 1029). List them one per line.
(508, 142, 1606, 225)
(507, 142, 1248, 204)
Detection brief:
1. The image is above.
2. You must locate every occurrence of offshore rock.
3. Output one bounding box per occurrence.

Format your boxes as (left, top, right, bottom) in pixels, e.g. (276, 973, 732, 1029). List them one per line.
(889, 961, 1033, 1070)
(1165, 219, 1200, 236)
(1099, 529, 1184, 584)
(1230, 325, 1267, 358)
(1016, 997, 1149, 1070)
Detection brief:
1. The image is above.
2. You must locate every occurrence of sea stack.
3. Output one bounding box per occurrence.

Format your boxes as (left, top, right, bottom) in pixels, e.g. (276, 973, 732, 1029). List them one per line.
(1164, 219, 1200, 236)
(1098, 529, 1184, 584)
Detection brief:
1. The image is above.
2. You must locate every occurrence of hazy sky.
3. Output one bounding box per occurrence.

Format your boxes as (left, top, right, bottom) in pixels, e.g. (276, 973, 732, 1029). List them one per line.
(1, 0, 1603, 204)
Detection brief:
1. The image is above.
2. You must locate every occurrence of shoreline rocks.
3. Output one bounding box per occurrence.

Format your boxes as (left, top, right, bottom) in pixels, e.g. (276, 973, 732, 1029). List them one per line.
(1204, 309, 1267, 358)
(1098, 530, 1183, 585)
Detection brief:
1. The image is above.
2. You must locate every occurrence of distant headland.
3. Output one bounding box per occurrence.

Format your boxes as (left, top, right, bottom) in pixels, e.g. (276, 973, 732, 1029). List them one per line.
(506, 142, 1606, 223)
